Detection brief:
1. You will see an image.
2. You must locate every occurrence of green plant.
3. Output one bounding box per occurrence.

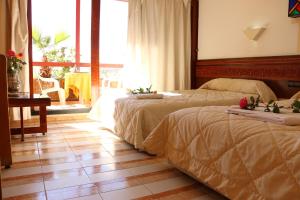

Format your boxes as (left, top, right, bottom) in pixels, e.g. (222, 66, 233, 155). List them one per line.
(264, 100, 283, 113)
(264, 100, 274, 112)
(32, 28, 75, 78)
(32, 28, 71, 54)
(291, 100, 300, 113)
(145, 85, 152, 93)
(272, 102, 281, 113)
(129, 85, 156, 94)
(52, 67, 71, 80)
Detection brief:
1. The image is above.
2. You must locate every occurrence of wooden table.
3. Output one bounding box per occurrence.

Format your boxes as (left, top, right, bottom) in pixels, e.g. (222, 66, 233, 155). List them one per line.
(9, 94, 51, 141)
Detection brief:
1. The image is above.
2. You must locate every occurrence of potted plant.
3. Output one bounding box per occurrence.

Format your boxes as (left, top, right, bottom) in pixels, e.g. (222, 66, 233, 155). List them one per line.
(6, 50, 26, 93)
(32, 28, 74, 78)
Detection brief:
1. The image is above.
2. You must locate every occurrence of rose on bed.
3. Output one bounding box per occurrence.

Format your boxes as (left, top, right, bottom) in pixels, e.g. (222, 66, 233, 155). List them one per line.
(239, 96, 260, 110)
(240, 96, 287, 113)
(239, 97, 248, 109)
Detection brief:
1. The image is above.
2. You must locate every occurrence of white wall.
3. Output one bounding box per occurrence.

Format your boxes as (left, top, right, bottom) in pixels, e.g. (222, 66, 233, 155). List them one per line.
(198, 0, 300, 59)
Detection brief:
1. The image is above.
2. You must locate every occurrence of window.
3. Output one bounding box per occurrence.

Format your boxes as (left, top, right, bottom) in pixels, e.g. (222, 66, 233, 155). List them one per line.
(30, 0, 128, 105)
(99, 0, 128, 88)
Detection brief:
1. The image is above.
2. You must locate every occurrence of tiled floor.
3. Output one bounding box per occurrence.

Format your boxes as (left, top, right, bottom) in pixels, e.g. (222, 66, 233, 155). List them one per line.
(2, 117, 227, 200)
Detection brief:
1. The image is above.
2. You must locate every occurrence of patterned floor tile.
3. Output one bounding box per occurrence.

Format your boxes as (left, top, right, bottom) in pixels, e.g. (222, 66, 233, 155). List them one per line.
(100, 185, 151, 200)
(3, 118, 225, 200)
(44, 175, 90, 190)
(2, 182, 45, 198)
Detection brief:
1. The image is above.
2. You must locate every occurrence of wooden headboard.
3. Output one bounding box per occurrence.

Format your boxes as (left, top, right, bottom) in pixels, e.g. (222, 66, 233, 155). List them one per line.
(194, 55, 300, 98)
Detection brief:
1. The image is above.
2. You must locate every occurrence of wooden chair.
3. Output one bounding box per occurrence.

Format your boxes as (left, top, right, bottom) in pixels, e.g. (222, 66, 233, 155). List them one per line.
(0, 54, 12, 200)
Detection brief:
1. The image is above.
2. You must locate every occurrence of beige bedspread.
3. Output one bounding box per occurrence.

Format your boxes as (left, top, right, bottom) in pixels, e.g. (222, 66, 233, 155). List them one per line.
(143, 106, 300, 199)
(113, 89, 257, 149)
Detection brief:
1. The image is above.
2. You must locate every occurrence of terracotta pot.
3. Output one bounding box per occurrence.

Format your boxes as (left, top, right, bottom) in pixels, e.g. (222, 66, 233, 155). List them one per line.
(39, 66, 52, 78)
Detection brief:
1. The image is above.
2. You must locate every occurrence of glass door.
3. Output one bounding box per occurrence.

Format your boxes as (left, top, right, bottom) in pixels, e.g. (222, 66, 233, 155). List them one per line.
(29, 0, 128, 114)
(30, 0, 92, 113)
(99, 0, 127, 96)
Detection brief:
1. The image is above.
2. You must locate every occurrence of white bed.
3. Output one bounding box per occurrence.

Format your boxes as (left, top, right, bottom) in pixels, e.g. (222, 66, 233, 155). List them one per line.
(113, 78, 277, 149)
(143, 105, 300, 199)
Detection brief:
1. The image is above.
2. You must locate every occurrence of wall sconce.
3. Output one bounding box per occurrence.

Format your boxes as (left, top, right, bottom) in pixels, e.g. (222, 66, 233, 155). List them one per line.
(243, 26, 266, 41)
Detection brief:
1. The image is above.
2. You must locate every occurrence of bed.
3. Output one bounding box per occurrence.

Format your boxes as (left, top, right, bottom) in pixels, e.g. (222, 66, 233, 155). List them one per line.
(113, 54, 300, 150)
(143, 105, 300, 199)
(141, 55, 300, 199)
(113, 78, 277, 149)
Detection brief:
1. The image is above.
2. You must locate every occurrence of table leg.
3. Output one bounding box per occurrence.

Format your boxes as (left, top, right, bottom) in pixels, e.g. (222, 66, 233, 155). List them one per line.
(39, 105, 47, 135)
(20, 107, 24, 141)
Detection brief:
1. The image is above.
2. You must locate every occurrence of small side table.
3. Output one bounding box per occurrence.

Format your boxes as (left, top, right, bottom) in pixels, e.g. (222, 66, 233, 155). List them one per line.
(9, 93, 51, 141)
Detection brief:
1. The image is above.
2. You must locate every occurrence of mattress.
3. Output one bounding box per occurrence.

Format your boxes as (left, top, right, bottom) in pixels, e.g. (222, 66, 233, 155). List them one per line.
(143, 106, 300, 199)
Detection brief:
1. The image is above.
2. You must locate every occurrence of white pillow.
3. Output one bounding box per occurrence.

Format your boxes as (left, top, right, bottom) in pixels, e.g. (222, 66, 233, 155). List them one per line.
(200, 78, 277, 103)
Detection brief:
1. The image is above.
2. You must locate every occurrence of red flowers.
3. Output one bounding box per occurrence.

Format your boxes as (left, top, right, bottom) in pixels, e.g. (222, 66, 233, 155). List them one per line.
(6, 50, 23, 58)
(239, 97, 248, 109)
(6, 49, 26, 74)
(7, 50, 16, 57)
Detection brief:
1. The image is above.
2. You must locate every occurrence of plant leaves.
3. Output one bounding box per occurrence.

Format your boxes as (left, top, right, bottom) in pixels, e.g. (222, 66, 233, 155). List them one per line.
(54, 32, 70, 45)
(32, 27, 41, 45)
(250, 96, 255, 104)
(268, 100, 274, 105)
(255, 95, 260, 106)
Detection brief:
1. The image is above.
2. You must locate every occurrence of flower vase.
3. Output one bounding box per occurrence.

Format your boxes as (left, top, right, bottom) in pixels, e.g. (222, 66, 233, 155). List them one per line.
(7, 73, 21, 93)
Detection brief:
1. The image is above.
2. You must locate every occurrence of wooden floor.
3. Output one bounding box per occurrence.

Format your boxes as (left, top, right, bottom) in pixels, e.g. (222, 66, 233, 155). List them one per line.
(2, 117, 227, 200)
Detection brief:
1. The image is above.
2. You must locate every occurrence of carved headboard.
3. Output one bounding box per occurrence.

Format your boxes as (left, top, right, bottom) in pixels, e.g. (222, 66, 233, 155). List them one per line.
(194, 55, 300, 98)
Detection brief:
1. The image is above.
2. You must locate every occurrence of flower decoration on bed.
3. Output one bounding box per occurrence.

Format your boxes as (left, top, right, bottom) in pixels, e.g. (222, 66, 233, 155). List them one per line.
(264, 100, 283, 113)
(239, 96, 288, 113)
(129, 85, 157, 95)
(292, 100, 300, 113)
(239, 96, 260, 110)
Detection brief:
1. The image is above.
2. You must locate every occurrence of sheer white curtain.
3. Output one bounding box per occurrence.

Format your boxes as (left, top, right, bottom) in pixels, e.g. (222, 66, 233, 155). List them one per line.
(0, 0, 31, 120)
(124, 0, 191, 91)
